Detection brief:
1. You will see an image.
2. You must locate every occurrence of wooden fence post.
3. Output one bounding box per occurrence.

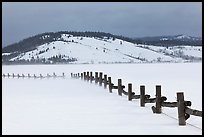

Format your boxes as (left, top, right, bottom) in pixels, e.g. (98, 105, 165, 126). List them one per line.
(128, 83, 132, 101)
(177, 92, 186, 126)
(104, 74, 107, 89)
(53, 72, 56, 78)
(155, 85, 162, 113)
(83, 72, 86, 80)
(95, 72, 98, 84)
(87, 71, 89, 81)
(118, 79, 122, 96)
(108, 77, 112, 93)
(99, 72, 103, 86)
(140, 85, 145, 107)
(12, 73, 15, 78)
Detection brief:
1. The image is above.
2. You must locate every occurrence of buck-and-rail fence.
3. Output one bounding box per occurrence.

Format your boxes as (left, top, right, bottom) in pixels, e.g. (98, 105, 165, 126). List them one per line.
(2, 71, 202, 127)
(2, 72, 65, 79)
(70, 71, 202, 126)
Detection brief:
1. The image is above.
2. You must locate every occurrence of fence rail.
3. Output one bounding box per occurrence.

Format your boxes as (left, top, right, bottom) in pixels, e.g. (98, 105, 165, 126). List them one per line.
(71, 71, 202, 126)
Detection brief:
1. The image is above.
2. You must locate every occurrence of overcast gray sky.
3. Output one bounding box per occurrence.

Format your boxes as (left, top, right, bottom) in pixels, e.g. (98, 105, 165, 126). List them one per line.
(2, 2, 202, 47)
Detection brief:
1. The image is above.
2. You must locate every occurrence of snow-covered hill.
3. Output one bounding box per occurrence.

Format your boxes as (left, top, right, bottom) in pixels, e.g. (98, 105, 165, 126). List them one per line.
(2, 33, 202, 64)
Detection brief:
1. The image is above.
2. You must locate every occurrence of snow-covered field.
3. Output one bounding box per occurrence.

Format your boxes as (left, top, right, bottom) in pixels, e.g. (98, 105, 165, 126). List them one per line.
(2, 63, 202, 135)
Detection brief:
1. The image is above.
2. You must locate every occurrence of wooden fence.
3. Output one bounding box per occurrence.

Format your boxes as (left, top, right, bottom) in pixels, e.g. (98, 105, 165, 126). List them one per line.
(2, 71, 202, 126)
(2, 72, 65, 79)
(71, 71, 202, 126)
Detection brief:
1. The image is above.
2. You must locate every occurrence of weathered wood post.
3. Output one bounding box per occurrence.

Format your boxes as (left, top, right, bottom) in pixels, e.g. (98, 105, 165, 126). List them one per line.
(77, 73, 79, 78)
(34, 74, 36, 78)
(28, 73, 31, 78)
(140, 85, 145, 107)
(22, 74, 25, 78)
(62, 72, 65, 78)
(12, 73, 15, 78)
(177, 92, 186, 126)
(99, 72, 103, 86)
(108, 77, 112, 93)
(118, 79, 122, 96)
(83, 72, 86, 80)
(104, 74, 107, 89)
(128, 83, 132, 101)
(90, 72, 93, 83)
(95, 72, 98, 84)
(155, 85, 162, 113)
(87, 71, 89, 81)
(17, 74, 20, 78)
(7, 73, 10, 78)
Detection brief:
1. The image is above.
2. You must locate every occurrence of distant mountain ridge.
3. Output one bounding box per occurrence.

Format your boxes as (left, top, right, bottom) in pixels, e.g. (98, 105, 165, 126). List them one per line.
(2, 31, 202, 64)
(3, 32, 202, 53)
(133, 34, 202, 46)
(2, 31, 137, 53)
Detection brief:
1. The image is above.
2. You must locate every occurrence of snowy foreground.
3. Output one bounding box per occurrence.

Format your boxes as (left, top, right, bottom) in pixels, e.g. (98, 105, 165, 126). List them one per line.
(2, 63, 202, 135)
